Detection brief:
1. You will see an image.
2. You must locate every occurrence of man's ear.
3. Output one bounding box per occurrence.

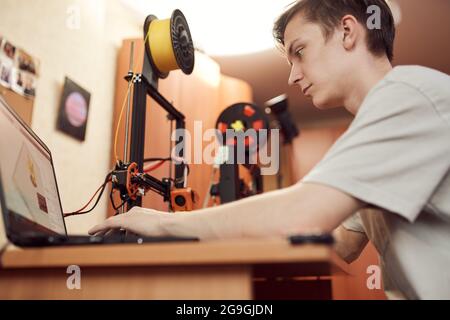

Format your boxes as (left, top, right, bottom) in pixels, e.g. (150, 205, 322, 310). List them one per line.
(341, 14, 359, 51)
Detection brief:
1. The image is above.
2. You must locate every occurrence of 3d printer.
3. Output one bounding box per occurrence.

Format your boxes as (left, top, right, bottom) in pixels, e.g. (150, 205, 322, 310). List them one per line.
(112, 9, 199, 213)
(64, 9, 198, 218)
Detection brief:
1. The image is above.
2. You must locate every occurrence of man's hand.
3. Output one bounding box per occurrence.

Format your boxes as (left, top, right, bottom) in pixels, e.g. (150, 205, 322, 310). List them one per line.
(88, 182, 365, 240)
(88, 206, 168, 237)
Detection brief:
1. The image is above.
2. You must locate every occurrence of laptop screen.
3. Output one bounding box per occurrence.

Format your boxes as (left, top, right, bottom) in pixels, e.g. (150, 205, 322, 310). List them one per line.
(0, 97, 66, 236)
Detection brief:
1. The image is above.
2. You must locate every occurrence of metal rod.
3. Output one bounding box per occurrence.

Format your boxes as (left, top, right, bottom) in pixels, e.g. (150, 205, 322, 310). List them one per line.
(168, 118, 174, 211)
(168, 118, 173, 181)
(174, 119, 186, 188)
(123, 41, 135, 164)
(128, 77, 147, 209)
(119, 42, 135, 215)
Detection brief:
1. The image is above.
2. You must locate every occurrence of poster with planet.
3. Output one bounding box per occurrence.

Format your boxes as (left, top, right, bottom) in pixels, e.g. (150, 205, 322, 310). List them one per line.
(56, 77, 90, 141)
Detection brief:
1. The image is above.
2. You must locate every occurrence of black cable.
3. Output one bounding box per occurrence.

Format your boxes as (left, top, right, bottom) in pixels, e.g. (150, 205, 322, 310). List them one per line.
(167, 164, 190, 185)
(64, 172, 112, 217)
(110, 189, 118, 211)
(109, 187, 128, 212)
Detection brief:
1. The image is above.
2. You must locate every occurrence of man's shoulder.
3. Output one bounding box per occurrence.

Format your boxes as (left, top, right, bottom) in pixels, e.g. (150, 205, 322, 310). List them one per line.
(383, 65, 450, 102)
(389, 65, 448, 78)
(359, 65, 450, 125)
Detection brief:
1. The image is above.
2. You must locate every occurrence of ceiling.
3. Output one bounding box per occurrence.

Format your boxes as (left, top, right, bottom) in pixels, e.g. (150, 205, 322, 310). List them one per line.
(211, 0, 450, 126)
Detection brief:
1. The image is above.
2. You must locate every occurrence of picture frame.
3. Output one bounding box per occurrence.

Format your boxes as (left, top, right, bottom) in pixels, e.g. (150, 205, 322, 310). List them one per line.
(56, 77, 91, 142)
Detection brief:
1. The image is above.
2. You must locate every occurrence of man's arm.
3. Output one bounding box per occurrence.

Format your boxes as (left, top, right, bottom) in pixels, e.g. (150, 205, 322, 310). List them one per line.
(90, 181, 365, 240)
(332, 225, 368, 264)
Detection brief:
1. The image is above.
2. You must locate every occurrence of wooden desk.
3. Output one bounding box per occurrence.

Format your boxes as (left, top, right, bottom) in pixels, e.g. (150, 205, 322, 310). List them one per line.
(0, 238, 346, 299)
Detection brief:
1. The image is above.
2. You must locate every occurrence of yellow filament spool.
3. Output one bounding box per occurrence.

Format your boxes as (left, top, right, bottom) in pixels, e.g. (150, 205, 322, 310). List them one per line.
(143, 10, 194, 78)
(147, 18, 178, 73)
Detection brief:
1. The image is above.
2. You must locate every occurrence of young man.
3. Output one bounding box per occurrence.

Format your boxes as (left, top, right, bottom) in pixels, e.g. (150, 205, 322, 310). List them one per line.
(90, 0, 450, 299)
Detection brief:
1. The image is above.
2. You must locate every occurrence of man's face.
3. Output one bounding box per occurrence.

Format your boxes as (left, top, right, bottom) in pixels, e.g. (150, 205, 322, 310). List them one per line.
(284, 13, 349, 109)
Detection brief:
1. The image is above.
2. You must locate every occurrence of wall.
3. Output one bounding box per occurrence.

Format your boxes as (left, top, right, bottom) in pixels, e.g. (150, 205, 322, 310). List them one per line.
(0, 0, 142, 234)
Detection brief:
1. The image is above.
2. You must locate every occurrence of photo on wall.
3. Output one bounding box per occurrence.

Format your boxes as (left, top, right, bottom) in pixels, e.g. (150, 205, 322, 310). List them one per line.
(11, 49, 39, 98)
(0, 39, 16, 88)
(56, 77, 91, 142)
(0, 36, 39, 99)
(11, 69, 36, 98)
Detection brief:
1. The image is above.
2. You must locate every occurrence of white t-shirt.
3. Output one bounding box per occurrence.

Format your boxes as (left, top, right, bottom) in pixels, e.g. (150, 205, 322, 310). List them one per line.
(302, 65, 450, 299)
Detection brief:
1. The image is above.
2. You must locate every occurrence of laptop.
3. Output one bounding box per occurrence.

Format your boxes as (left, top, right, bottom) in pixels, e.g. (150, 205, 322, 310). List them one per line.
(0, 96, 198, 247)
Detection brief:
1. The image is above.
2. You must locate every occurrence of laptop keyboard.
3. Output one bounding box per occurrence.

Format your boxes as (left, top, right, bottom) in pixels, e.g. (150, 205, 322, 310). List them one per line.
(12, 232, 198, 247)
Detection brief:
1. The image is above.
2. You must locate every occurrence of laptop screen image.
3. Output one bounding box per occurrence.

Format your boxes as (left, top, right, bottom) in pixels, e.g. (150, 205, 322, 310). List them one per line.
(0, 97, 67, 237)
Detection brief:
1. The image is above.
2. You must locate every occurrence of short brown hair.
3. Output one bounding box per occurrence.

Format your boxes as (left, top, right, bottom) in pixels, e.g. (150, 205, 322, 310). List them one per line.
(273, 0, 396, 61)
